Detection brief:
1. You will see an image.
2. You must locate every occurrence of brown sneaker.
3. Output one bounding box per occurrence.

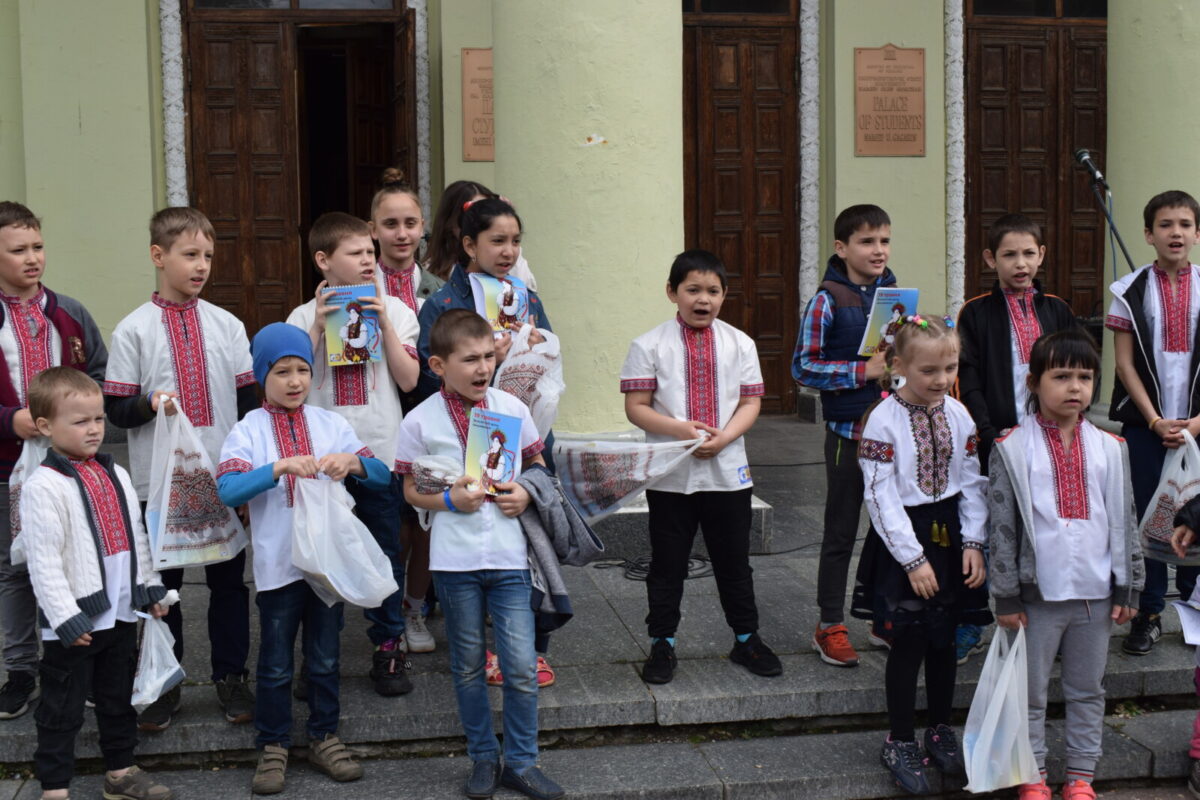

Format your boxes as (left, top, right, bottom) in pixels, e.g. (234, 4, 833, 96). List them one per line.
(813, 623, 860, 667)
(102, 765, 172, 800)
(307, 734, 363, 782)
(252, 743, 288, 795)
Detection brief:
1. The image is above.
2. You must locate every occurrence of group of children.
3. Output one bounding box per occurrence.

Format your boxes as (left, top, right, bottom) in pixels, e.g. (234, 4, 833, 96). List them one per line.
(797, 193, 1200, 798)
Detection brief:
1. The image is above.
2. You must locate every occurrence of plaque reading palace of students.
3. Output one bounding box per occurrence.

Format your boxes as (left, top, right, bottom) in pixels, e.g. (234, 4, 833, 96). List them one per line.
(854, 44, 925, 157)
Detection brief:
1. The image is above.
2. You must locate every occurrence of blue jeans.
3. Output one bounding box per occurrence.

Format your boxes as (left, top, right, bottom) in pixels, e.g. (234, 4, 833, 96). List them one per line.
(433, 569, 538, 770)
(255, 580, 344, 748)
(348, 473, 406, 645)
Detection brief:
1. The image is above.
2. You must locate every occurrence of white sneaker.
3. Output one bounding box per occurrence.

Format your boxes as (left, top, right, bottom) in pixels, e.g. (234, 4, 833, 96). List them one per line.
(404, 609, 435, 653)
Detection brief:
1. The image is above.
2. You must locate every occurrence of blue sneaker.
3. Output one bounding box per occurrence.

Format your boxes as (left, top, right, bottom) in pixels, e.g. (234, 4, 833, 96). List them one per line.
(955, 624, 984, 665)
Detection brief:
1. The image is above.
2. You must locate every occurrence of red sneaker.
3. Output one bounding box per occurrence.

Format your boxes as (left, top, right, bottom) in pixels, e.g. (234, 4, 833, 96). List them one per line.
(1017, 780, 1052, 800)
(1060, 780, 1095, 800)
(812, 623, 859, 667)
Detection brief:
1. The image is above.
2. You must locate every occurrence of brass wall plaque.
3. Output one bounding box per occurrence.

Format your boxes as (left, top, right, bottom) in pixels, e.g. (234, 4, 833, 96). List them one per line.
(854, 44, 925, 157)
(462, 48, 494, 162)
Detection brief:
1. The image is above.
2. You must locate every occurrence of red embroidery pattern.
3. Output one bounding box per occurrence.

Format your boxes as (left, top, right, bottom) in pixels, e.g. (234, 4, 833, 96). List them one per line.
(156, 294, 213, 427)
(859, 438, 895, 463)
(740, 383, 765, 397)
(1104, 313, 1134, 333)
(235, 371, 256, 389)
(620, 378, 657, 392)
(267, 404, 314, 507)
(165, 449, 234, 538)
(1003, 288, 1042, 364)
(897, 396, 952, 498)
(966, 433, 979, 458)
(73, 459, 129, 556)
(394, 459, 413, 474)
(217, 458, 252, 478)
(355, 446, 375, 459)
(332, 364, 368, 407)
(2, 288, 52, 404)
(679, 317, 719, 428)
(1037, 415, 1090, 520)
(521, 439, 545, 460)
(381, 262, 419, 313)
(1154, 266, 1192, 353)
(102, 380, 141, 397)
(442, 387, 486, 461)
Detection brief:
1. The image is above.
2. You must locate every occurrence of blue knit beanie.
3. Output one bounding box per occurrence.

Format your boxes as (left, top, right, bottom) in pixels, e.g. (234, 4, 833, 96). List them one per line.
(252, 323, 313, 386)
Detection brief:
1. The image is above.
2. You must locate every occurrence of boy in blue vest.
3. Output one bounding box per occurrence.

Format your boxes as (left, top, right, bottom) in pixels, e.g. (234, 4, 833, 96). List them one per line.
(792, 204, 896, 668)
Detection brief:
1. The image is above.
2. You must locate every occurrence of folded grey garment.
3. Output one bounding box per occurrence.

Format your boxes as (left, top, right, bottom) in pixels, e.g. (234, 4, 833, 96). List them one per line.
(412, 455, 463, 494)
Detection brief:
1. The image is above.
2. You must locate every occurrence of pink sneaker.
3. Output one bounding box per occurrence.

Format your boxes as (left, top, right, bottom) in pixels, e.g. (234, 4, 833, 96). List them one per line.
(1060, 780, 1095, 800)
(1017, 779, 1052, 800)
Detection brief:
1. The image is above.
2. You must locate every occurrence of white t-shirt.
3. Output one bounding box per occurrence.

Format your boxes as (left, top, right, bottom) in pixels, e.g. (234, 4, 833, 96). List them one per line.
(619, 316, 763, 494)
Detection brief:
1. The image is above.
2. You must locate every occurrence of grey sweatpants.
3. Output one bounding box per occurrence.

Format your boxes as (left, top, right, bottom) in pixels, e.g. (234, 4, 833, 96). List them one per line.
(0, 490, 38, 675)
(1024, 597, 1113, 781)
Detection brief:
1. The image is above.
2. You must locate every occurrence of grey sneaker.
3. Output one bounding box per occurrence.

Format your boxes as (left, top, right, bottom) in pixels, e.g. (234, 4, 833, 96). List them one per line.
(215, 673, 254, 723)
(136, 685, 181, 732)
(252, 743, 288, 795)
(102, 765, 172, 800)
(308, 734, 363, 782)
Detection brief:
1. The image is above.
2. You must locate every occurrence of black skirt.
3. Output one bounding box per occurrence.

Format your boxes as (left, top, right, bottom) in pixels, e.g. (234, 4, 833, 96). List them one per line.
(850, 493, 993, 648)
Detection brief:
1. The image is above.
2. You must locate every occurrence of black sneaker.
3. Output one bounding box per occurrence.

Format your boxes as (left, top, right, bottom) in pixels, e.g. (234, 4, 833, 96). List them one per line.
(137, 684, 181, 732)
(1121, 612, 1161, 656)
(729, 633, 783, 677)
(881, 737, 931, 795)
(1188, 757, 1200, 800)
(923, 724, 965, 776)
(641, 639, 677, 685)
(369, 643, 413, 697)
(0, 671, 37, 719)
(215, 673, 255, 723)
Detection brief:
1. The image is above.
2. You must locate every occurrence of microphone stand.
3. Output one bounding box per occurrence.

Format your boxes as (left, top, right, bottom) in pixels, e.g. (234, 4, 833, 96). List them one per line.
(1086, 175, 1138, 274)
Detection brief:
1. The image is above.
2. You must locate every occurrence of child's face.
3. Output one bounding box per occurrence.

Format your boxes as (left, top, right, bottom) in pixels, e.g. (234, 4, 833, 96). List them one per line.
(370, 193, 424, 268)
(463, 215, 521, 280)
(1031, 364, 1093, 426)
(430, 335, 496, 402)
(153, 230, 214, 303)
(316, 235, 376, 286)
(263, 356, 312, 410)
(893, 338, 958, 407)
(36, 390, 105, 460)
(1144, 205, 1199, 269)
(984, 232, 1044, 291)
(667, 269, 726, 329)
(0, 223, 45, 298)
(834, 224, 891, 285)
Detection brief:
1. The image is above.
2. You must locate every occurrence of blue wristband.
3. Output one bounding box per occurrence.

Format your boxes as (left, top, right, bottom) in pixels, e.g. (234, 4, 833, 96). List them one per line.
(443, 488, 458, 513)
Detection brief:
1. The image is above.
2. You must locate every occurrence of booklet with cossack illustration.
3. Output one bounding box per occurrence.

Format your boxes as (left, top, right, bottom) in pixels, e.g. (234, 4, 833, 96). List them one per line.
(858, 287, 920, 356)
(323, 284, 382, 366)
(464, 406, 522, 495)
(468, 273, 530, 335)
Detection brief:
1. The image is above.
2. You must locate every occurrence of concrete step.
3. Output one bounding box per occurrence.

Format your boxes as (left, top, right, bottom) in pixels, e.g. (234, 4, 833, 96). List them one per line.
(3, 709, 1192, 800)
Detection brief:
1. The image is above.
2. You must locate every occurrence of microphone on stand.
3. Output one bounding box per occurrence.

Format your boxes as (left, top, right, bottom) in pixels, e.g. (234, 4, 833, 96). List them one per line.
(1074, 148, 1108, 190)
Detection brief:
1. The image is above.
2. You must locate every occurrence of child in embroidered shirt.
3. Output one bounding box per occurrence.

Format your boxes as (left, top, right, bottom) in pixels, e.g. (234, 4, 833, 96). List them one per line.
(1106, 190, 1200, 656)
(22, 367, 170, 800)
(850, 316, 989, 795)
(988, 329, 1142, 800)
(0, 201, 108, 722)
(286, 212, 420, 698)
(104, 206, 258, 731)
(621, 250, 782, 687)
(394, 309, 564, 800)
(217, 323, 391, 795)
(1167, 496, 1200, 798)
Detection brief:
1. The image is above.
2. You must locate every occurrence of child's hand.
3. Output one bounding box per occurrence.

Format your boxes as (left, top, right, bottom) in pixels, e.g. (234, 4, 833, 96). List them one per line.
(236, 504, 250, 527)
(71, 632, 93, 647)
(318, 453, 363, 481)
(907, 561, 939, 599)
(996, 612, 1026, 630)
(151, 391, 179, 416)
(676, 419, 717, 444)
(273, 456, 320, 480)
(962, 547, 986, 588)
(150, 603, 168, 619)
(864, 348, 888, 381)
(494, 331, 514, 363)
(1111, 605, 1137, 625)
(449, 474, 486, 513)
(1154, 417, 1187, 448)
(358, 295, 390, 330)
(493, 481, 531, 517)
(12, 409, 38, 440)
(313, 280, 338, 324)
(1172, 524, 1197, 559)
(694, 429, 729, 459)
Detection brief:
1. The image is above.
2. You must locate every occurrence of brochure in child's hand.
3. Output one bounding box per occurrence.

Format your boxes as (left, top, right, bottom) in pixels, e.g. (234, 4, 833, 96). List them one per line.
(465, 406, 522, 495)
(469, 273, 530, 336)
(323, 284, 382, 366)
(859, 287, 920, 356)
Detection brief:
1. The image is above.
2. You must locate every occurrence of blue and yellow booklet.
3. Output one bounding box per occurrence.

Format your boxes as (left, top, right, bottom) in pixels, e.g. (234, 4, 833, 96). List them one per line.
(858, 287, 920, 356)
(468, 273, 530, 335)
(465, 406, 522, 495)
(322, 284, 382, 366)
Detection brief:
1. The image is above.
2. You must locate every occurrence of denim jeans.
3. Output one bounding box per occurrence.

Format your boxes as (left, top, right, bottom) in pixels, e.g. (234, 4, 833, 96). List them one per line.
(254, 580, 344, 748)
(432, 569, 538, 770)
(348, 473, 406, 646)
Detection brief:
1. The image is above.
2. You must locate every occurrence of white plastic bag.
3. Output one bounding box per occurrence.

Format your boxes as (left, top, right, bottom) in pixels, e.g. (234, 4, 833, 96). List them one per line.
(1139, 429, 1200, 565)
(410, 455, 464, 532)
(963, 626, 1040, 793)
(131, 611, 185, 712)
(552, 436, 704, 523)
(292, 478, 399, 608)
(145, 402, 247, 569)
(8, 436, 50, 566)
(495, 323, 565, 439)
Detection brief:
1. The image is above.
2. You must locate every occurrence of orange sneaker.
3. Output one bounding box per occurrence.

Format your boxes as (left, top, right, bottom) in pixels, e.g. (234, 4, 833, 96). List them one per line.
(812, 623, 859, 667)
(1017, 780, 1052, 800)
(1060, 780, 1095, 800)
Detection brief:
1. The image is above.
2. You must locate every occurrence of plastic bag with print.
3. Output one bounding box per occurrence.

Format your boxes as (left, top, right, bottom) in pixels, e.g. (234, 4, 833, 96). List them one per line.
(494, 323, 564, 440)
(1140, 429, 1200, 565)
(8, 436, 50, 565)
(552, 436, 704, 523)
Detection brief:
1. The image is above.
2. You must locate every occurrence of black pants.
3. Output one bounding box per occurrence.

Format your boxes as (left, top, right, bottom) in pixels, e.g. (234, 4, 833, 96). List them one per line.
(644, 488, 757, 638)
(885, 625, 956, 742)
(35, 621, 138, 790)
(818, 430, 865, 623)
(160, 548, 250, 681)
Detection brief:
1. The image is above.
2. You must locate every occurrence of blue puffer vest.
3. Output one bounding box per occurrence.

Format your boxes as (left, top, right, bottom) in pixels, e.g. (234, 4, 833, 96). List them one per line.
(817, 255, 897, 422)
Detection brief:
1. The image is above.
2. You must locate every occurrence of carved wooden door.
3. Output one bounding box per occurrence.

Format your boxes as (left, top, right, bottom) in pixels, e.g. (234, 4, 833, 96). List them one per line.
(187, 22, 302, 334)
(684, 25, 798, 413)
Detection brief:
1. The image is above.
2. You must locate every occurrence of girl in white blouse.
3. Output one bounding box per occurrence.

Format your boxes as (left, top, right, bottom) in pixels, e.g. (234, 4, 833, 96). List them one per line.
(851, 315, 989, 795)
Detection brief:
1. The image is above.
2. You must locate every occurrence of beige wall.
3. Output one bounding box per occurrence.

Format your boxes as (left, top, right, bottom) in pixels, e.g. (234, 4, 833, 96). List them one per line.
(0, 0, 25, 199)
(436, 0, 496, 190)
